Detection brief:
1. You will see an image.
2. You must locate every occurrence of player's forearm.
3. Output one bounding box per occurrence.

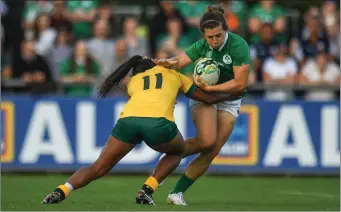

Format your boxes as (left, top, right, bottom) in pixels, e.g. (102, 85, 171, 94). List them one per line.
(210, 93, 242, 104)
(155, 51, 192, 70)
(206, 79, 246, 94)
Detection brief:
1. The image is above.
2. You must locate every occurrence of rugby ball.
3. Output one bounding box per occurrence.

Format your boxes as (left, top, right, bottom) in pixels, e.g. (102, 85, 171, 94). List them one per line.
(194, 58, 220, 85)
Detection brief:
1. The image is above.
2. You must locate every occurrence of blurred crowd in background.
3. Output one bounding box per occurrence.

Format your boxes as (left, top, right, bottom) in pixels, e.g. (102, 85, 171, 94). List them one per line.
(1, 0, 340, 101)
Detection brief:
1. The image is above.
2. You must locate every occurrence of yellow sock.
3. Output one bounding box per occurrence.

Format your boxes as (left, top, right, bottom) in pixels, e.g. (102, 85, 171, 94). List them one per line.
(144, 176, 159, 191)
(57, 185, 71, 197)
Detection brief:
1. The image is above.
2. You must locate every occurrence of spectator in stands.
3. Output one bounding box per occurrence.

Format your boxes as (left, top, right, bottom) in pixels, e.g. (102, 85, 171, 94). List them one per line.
(157, 18, 193, 77)
(2, 0, 25, 78)
(87, 19, 114, 77)
(148, 0, 188, 56)
(119, 17, 148, 57)
(298, 14, 330, 65)
(60, 40, 100, 96)
(230, 1, 248, 36)
(288, 38, 304, 66)
(262, 44, 298, 100)
(321, 0, 340, 64)
(22, 0, 54, 40)
(51, 29, 72, 81)
(95, 2, 113, 22)
(33, 13, 57, 64)
(104, 39, 130, 96)
(112, 39, 129, 71)
(288, 7, 319, 65)
(299, 51, 340, 101)
(221, 0, 241, 34)
(66, 0, 98, 39)
(157, 18, 191, 56)
(248, 0, 286, 44)
(250, 23, 280, 81)
(50, 0, 72, 33)
(326, 23, 340, 65)
(12, 40, 52, 83)
(176, 1, 209, 40)
(95, 2, 118, 38)
(0, 0, 11, 80)
(321, 0, 339, 30)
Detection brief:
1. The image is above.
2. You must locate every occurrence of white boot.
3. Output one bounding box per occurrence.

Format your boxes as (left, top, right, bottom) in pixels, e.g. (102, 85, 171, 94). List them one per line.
(167, 192, 187, 206)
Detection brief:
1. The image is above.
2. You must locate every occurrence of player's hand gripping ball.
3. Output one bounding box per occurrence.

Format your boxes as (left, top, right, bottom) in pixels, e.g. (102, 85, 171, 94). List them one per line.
(194, 58, 220, 85)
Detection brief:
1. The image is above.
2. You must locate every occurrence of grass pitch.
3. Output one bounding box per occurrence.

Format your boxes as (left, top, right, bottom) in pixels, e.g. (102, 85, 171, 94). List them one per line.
(1, 174, 339, 211)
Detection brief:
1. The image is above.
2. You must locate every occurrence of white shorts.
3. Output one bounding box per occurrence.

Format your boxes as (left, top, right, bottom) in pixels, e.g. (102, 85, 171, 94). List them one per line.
(189, 98, 242, 118)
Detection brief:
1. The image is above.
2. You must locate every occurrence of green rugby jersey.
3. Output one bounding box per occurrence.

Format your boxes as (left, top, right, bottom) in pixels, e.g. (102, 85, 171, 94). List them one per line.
(185, 32, 251, 85)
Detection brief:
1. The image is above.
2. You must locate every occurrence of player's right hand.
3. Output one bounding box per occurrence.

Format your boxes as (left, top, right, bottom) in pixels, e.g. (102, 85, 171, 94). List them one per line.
(152, 58, 178, 69)
(193, 75, 210, 91)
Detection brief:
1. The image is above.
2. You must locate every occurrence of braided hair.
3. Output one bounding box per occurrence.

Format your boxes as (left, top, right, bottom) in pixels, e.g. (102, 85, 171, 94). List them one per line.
(97, 55, 156, 97)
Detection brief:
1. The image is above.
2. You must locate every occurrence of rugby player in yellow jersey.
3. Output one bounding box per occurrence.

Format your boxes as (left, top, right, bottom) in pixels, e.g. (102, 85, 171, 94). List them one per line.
(42, 55, 242, 205)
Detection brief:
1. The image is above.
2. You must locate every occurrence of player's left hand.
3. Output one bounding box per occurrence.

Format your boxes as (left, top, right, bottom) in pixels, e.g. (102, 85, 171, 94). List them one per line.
(193, 75, 210, 91)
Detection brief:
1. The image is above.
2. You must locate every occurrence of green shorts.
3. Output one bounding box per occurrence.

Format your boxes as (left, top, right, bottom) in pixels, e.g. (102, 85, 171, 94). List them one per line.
(111, 117, 178, 146)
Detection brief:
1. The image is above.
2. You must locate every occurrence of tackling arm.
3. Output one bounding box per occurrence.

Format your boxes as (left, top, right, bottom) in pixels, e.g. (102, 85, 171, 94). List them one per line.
(188, 87, 243, 104)
(153, 52, 192, 70)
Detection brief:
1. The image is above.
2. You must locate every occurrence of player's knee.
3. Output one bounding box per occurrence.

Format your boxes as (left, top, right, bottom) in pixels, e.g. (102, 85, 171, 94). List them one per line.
(210, 148, 221, 159)
(198, 138, 216, 152)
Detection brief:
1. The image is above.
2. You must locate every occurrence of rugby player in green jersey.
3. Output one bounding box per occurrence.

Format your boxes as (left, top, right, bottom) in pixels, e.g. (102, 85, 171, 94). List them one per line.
(153, 5, 251, 205)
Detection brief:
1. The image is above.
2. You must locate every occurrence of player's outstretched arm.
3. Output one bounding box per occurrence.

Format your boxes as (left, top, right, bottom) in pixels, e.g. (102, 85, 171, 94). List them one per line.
(152, 52, 192, 70)
(179, 72, 241, 104)
(188, 87, 243, 104)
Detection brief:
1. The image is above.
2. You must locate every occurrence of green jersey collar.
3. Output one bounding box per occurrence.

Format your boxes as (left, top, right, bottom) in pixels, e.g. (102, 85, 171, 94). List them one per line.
(209, 32, 229, 52)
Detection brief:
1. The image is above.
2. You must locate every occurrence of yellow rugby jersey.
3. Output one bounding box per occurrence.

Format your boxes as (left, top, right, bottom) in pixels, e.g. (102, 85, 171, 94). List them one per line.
(120, 66, 196, 122)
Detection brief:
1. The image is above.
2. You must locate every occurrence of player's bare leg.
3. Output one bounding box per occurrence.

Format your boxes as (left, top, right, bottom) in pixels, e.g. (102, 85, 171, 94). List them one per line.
(182, 104, 217, 157)
(42, 136, 135, 204)
(169, 111, 235, 205)
(157, 104, 217, 183)
(150, 131, 185, 183)
(185, 111, 235, 178)
(136, 131, 185, 205)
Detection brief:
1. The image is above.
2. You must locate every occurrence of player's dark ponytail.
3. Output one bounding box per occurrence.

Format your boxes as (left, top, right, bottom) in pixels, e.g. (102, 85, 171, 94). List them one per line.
(97, 55, 156, 97)
(199, 4, 228, 33)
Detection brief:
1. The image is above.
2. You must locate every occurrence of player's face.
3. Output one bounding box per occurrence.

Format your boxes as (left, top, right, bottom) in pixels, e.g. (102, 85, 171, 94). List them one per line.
(203, 25, 226, 50)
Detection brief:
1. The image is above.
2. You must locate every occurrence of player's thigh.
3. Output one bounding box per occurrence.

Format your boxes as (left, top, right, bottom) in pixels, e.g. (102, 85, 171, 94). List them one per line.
(93, 135, 135, 169)
(212, 101, 240, 154)
(149, 130, 185, 154)
(190, 99, 218, 145)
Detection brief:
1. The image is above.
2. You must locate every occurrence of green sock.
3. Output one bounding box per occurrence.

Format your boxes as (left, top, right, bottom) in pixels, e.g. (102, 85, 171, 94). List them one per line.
(171, 174, 195, 194)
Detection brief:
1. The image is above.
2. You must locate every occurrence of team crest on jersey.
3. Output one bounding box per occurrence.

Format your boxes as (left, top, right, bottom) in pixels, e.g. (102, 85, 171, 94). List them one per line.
(223, 54, 232, 64)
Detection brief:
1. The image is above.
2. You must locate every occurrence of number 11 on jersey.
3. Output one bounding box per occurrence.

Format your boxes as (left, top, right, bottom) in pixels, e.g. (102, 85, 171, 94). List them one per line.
(143, 73, 163, 90)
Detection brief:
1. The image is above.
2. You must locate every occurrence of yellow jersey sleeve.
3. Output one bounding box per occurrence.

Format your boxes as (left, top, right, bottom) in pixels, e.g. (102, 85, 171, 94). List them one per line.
(178, 73, 196, 96)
